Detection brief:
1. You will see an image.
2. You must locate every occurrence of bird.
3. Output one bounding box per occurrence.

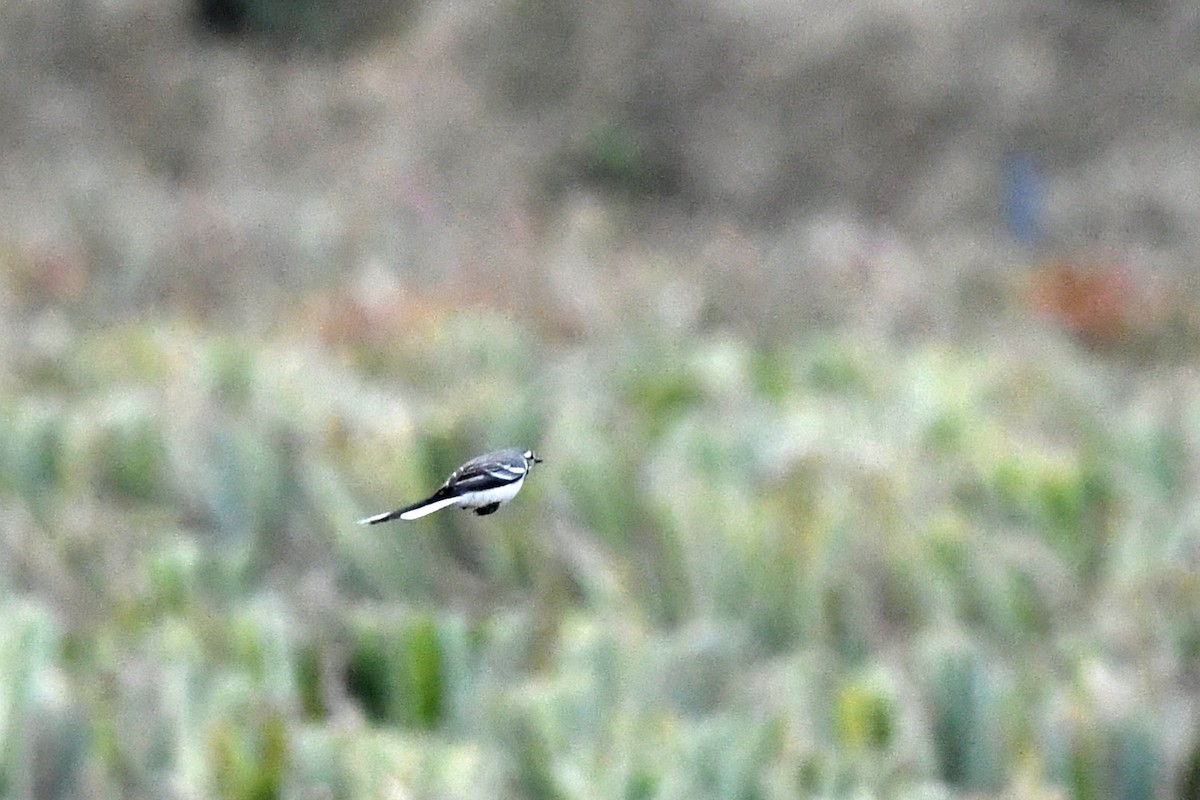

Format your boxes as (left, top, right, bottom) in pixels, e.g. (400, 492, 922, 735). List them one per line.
(358, 448, 542, 524)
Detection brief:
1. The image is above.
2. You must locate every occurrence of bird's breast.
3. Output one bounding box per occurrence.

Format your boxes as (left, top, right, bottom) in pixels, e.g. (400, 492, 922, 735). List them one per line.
(455, 477, 525, 509)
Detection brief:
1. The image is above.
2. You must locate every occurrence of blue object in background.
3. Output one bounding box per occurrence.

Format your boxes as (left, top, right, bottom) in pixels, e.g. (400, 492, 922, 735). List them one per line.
(1002, 152, 1044, 247)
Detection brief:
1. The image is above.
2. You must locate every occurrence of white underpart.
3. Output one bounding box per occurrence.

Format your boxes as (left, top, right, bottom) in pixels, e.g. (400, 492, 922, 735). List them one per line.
(453, 477, 526, 510)
(399, 475, 526, 520)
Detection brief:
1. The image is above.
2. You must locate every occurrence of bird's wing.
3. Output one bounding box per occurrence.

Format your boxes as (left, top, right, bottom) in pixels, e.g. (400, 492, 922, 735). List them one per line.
(447, 453, 527, 492)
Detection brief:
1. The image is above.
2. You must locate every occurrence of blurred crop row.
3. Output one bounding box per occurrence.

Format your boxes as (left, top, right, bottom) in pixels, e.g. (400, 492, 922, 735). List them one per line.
(0, 293, 1197, 800)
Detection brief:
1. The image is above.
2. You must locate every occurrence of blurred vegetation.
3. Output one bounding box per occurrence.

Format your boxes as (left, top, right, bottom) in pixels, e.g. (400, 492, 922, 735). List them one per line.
(0, 268, 1197, 799)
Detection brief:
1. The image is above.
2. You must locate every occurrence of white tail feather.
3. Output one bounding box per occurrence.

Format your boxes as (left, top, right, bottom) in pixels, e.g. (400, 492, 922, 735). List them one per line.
(398, 496, 461, 520)
(357, 495, 461, 525)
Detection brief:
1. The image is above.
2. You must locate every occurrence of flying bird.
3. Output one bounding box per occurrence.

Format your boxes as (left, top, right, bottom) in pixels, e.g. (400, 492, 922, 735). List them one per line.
(358, 448, 542, 524)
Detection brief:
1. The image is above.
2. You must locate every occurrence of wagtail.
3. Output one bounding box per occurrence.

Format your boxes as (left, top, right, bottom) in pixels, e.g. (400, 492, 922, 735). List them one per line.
(358, 448, 542, 524)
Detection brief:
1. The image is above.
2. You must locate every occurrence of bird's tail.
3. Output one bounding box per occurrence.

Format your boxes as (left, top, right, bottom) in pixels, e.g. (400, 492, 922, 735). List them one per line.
(357, 490, 459, 524)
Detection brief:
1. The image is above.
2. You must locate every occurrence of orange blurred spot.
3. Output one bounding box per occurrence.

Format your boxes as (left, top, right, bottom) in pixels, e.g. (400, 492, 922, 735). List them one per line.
(1026, 256, 1140, 348)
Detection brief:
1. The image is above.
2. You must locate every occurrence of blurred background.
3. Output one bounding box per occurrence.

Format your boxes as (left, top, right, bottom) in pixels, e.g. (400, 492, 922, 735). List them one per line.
(1, 0, 1200, 797)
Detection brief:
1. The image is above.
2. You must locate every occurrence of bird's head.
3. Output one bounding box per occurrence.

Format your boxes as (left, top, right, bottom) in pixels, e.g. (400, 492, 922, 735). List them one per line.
(524, 449, 543, 466)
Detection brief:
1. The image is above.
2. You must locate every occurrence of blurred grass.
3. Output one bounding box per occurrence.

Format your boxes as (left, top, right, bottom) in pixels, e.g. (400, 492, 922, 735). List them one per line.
(0, 304, 1195, 800)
